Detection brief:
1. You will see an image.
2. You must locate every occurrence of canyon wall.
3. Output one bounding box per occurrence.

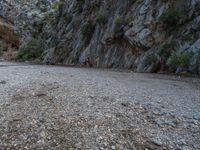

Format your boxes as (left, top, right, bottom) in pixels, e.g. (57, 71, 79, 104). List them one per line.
(1, 0, 200, 74)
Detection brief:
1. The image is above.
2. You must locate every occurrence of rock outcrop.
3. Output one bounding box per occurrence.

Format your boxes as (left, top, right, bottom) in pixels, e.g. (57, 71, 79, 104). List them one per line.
(0, 17, 20, 47)
(0, 0, 58, 38)
(1, 0, 200, 74)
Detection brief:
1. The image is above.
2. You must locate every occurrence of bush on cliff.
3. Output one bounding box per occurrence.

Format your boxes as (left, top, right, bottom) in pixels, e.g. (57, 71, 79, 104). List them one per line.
(17, 38, 45, 61)
(114, 16, 124, 33)
(167, 51, 193, 68)
(0, 41, 7, 56)
(159, 8, 184, 31)
(158, 42, 177, 61)
(96, 13, 108, 25)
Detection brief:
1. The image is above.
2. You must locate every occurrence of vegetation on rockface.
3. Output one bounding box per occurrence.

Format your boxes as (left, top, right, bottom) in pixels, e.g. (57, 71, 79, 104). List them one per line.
(158, 41, 177, 61)
(53, 0, 73, 25)
(85, 1, 100, 15)
(81, 20, 96, 45)
(157, 41, 194, 70)
(0, 49, 3, 56)
(167, 51, 193, 68)
(52, 1, 64, 17)
(38, 1, 65, 26)
(96, 12, 108, 25)
(1, 0, 198, 74)
(0, 41, 7, 56)
(129, 0, 140, 5)
(17, 38, 46, 61)
(114, 16, 124, 33)
(159, 8, 184, 32)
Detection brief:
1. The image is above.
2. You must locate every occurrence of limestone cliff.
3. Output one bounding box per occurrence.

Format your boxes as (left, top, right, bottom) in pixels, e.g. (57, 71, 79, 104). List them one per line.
(1, 0, 200, 74)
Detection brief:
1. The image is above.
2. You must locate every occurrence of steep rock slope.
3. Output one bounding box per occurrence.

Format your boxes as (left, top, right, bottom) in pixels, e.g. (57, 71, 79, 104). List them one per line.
(1, 0, 200, 74)
(40, 0, 200, 74)
(0, 0, 57, 59)
(0, 0, 57, 38)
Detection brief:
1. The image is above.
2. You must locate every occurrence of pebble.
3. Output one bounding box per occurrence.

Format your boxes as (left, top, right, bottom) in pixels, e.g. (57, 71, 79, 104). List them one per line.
(152, 137, 162, 146)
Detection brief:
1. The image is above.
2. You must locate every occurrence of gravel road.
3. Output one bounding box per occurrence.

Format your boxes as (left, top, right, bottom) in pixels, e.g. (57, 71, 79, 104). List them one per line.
(0, 61, 200, 150)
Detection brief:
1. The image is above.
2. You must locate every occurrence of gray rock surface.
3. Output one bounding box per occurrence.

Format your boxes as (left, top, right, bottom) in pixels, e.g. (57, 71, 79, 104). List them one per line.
(0, 61, 200, 149)
(41, 0, 200, 74)
(0, 0, 200, 74)
(0, 0, 58, 38)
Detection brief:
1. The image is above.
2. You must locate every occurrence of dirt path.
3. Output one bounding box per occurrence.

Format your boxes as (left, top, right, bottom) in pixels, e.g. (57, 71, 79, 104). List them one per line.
(0, 61, 200, 149)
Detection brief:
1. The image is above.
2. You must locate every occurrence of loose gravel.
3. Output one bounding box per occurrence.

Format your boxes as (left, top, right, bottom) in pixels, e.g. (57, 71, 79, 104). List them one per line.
(0, 62, 200, 149)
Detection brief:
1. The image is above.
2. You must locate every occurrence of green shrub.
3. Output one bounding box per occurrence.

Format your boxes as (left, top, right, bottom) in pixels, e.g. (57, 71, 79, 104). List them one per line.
(158, 42, 177, 61)
(87, 1, 100, 13)
(0, 41, 6, 56)
(167, 51, 193, 67)
(129, 0, 137, 5)
(114, 16, 124, 33)
(159, 8, 184, 31)
(17, 38, 46, 61)
(81, 20, 96, 45)
(96, 13, 108, 25)
(0, 49, 2, 56)
(51, 1, 64, 17)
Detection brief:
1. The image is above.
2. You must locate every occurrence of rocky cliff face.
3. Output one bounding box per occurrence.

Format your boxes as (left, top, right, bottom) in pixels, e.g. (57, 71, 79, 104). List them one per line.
(0, 0, 57, 38)
(1, 0, 200, 74)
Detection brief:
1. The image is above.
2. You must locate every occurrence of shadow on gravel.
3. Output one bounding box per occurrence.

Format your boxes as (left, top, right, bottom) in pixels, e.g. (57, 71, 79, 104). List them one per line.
(0, 81, 6, 84)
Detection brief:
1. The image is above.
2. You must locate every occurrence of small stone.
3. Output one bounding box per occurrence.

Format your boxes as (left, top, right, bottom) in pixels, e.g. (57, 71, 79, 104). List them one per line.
(152, 137, 162, 146)
(121, 102, 130, 107)
(103, 142, 108, 147)
(193, 112, 200, 120)
(111, 146, 116, 150)
(40, 131, 45, 138)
